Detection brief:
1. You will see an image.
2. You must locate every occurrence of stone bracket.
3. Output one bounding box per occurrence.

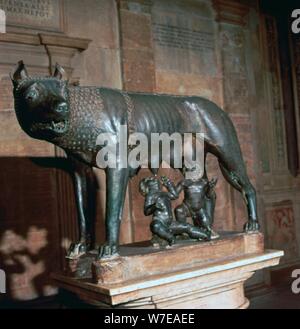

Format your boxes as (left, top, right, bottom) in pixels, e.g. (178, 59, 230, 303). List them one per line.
(0, 31, 91, 82)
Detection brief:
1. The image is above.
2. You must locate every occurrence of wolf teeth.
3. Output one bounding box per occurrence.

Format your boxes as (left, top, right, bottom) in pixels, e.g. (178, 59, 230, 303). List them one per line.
(51, 121, 66, 131)
(31, 120, 67, 133)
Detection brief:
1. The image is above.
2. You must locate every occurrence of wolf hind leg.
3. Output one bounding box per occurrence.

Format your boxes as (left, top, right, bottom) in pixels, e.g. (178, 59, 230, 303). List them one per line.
(218, 153, 259, 232)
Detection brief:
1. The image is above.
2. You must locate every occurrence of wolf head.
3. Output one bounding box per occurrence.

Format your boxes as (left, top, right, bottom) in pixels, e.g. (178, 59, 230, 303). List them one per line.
(11, 61, 70, 140)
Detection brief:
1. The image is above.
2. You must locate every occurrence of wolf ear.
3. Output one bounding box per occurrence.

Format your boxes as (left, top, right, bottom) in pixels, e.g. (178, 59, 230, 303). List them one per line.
(53, 63, 65, 80)
(10, 61, 29, 84)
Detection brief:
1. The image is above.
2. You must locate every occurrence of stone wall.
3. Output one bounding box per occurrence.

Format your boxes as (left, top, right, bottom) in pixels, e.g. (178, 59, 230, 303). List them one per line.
(0, 0, 299, 302)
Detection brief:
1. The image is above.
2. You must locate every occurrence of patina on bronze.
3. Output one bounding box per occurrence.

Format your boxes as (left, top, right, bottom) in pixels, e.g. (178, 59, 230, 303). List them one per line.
(11, 61, 260, 259)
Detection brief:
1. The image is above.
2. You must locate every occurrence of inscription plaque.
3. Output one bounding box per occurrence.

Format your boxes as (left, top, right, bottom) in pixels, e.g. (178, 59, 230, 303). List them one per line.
(153, 23, 214, 52)
(152, 18, 217, 76)
(0, 0, 63, 32)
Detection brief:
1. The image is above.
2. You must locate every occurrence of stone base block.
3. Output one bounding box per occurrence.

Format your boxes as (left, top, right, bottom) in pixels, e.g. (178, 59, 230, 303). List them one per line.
(52, 232, 283, 309)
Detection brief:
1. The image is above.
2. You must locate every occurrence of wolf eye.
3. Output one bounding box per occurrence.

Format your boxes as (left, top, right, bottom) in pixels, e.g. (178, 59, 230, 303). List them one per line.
(26, 89, 38, 101)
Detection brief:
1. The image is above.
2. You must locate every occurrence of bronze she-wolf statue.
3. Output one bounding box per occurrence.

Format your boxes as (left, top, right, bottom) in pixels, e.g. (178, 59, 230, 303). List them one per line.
(11, 61, 260, 259)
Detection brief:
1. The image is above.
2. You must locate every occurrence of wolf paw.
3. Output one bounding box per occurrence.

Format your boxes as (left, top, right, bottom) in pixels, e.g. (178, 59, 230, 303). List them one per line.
(66, 242, 89, 259)
(244, 219, 260, 233)
(98, 244, 119, 259)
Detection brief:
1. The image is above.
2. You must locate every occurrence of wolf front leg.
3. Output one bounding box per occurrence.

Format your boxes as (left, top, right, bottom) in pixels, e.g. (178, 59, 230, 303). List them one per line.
(67, 155, 95, 258)
(98, 168, 129, 259)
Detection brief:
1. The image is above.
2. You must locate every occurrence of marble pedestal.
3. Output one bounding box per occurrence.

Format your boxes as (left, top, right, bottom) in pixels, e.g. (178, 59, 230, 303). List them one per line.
(52, 232, 283, 309)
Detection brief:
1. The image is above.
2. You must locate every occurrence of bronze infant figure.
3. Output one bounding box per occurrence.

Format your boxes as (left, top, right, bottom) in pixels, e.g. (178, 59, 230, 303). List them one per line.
(139, 176, 211, 246)
(175, 176, 219, 239)
(11, 61, 260, 259)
